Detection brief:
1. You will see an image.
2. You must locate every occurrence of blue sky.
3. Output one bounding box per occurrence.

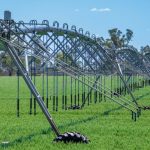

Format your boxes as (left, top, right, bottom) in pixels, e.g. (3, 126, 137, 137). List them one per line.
(0, 0, 150, 49)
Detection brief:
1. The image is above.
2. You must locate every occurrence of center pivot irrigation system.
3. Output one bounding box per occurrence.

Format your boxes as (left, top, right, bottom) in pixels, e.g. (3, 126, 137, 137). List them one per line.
(0, 11, 150, 143)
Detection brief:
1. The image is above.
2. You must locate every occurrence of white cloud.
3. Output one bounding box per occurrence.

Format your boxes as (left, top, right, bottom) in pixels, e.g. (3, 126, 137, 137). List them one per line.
(99, 8, 111, 12)
(90, 8, 98, 12)
(90, 8, 111, 12)
(74, 9, 79, 12)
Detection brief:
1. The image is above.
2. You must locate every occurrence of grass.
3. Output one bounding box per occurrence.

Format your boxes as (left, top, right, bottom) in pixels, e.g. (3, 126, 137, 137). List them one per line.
(0, 76, 150, 150)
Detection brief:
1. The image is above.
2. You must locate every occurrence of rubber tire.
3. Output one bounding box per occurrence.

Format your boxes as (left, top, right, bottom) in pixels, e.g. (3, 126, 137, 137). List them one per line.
(54, 132, 89, 143)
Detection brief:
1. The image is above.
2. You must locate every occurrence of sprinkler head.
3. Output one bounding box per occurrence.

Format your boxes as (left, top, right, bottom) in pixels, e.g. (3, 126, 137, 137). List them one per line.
(54, 132, 89, 143)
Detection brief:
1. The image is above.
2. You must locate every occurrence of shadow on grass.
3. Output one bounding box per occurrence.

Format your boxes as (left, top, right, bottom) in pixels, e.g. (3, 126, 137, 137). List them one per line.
(2, 92, 149, 148)
(136, 92, 150, 101)
(0, 115, 98, 148)
(103, 92, 150, 116)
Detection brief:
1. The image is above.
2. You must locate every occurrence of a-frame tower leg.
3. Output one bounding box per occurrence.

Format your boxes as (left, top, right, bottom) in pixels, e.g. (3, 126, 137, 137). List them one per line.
(5, 43, 60, 136)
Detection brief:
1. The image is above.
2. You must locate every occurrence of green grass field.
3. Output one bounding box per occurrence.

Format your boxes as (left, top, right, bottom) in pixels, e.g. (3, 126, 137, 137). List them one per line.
(0, 76, 150, 150)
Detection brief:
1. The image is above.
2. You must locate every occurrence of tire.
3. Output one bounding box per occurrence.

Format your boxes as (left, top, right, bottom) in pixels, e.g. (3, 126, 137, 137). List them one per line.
(54, 132, 89, 143)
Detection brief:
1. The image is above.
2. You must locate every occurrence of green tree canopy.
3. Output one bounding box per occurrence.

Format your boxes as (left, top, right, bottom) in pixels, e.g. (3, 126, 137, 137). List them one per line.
(0, 41, 5, 50)
(103, 28, 134, 48)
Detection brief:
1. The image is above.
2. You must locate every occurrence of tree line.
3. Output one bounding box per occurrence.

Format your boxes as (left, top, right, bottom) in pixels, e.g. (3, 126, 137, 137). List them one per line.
(0, 28, 150, 76)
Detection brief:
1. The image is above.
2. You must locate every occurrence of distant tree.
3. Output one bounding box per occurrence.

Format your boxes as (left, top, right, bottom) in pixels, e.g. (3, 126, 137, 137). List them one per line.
(125, 29, 133, 45)
(108, 28, 122, 48)
(104, 28, 134, 48)
(56, 51, 74, 66)
(96, 37, 106, 46)
(140, 45, 150, 55)
(0, 52, 15, 76)
(0, 41, 4, 50)
(56, 51, 64, 61)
